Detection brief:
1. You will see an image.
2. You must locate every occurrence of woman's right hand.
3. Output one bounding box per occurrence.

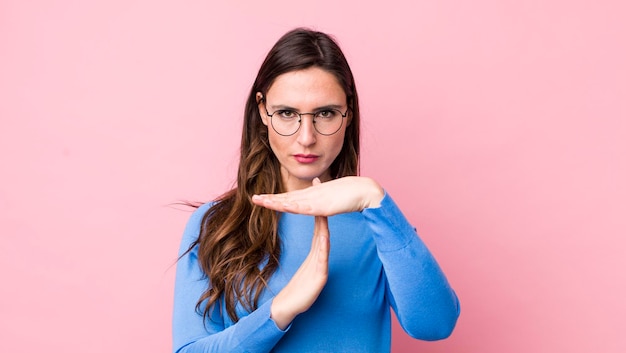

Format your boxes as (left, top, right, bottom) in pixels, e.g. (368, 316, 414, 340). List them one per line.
(269, 181, 330, 330)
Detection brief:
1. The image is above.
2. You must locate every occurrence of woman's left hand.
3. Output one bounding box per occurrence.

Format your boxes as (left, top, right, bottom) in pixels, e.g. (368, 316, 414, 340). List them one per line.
(252, 176, 384, 216)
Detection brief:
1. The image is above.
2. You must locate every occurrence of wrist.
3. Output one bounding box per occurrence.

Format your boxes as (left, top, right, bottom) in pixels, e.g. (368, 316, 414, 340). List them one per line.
(363, 177, 384, 209)
(270, 296, 296, 330)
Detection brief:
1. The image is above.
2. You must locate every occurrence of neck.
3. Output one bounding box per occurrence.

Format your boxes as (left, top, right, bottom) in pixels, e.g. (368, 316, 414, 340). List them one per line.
(281, 169, 332, 192)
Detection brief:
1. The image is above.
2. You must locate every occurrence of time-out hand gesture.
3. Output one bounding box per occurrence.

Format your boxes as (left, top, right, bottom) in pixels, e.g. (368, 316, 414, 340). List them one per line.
(269, 178, 330, 329)
(252, 176, 384, 216)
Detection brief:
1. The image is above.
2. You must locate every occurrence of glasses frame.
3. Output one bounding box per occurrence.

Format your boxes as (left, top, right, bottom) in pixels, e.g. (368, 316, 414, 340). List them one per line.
(260, 97, 349, 136)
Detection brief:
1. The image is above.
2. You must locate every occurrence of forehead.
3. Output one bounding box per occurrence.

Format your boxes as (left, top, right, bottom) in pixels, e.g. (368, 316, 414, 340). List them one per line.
(266, 67, 346, 106)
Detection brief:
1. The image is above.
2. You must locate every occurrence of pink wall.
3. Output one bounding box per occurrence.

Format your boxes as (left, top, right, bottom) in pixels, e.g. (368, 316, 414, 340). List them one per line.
(1, 1, 624, 352)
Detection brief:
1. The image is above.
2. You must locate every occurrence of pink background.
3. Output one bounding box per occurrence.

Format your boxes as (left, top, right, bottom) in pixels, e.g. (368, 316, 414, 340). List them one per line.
(1, 0, 624, 352)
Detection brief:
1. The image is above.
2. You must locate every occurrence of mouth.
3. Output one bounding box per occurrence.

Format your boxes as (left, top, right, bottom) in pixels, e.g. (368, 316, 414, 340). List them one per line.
(293, 154, 319, 164)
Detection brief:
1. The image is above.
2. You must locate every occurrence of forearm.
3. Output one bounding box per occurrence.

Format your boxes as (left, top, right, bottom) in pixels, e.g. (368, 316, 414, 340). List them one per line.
(362, 192, 460, 340)
(379, 235, 460, 340)
(173, 204, 287, 353)
(174, 300, 287, 353)
(269, 212, 330, 330)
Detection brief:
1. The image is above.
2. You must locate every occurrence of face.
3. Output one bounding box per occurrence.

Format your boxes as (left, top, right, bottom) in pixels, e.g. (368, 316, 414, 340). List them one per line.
(257, 67, 349, 192)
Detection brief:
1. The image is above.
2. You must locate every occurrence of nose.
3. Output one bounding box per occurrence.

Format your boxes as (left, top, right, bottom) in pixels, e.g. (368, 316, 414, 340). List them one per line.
(296, 115, 317, 146)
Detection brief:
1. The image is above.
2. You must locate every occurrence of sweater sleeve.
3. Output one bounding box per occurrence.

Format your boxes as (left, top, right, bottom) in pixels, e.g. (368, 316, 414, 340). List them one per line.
(361, 192, 460, 341)
(172, 204, 288, 353)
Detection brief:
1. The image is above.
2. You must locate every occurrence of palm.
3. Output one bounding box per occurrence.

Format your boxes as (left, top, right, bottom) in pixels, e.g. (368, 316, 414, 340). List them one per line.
(251, 176, 384, 216)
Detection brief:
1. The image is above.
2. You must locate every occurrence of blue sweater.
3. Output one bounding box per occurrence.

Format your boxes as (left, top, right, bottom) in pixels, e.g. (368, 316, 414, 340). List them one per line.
(173, 192, 460, 352)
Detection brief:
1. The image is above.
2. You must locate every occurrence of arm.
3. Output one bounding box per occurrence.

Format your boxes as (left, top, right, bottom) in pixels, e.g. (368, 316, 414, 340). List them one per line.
(172, 204, 287, 353)
(251, 176, 460, 340)
(268, 177, 331, 329)
(362, 192, 460, 340)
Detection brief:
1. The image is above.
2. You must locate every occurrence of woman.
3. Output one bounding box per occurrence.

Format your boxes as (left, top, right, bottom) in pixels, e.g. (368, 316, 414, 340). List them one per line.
(173, 28, 460, 353)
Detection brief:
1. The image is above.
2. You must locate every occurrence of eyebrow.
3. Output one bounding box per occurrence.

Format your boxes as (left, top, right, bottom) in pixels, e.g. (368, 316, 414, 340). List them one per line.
(269, 103, 346, 112)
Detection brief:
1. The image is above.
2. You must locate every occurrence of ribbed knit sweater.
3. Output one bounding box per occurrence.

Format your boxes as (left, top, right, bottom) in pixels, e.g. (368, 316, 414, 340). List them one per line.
(173, 192, 460, 352)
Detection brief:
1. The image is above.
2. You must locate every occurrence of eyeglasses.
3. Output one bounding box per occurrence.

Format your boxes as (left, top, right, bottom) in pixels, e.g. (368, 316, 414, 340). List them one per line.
(261, 99, 349, 136)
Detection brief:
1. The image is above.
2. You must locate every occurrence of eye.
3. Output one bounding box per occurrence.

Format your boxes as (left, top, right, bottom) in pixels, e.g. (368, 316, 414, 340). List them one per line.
(315, 110, 338, 120)
(277, 110, 298, 120)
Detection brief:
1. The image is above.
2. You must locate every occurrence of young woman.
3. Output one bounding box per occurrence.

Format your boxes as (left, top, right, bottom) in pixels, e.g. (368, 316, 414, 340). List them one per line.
(173, 28, 460, 353)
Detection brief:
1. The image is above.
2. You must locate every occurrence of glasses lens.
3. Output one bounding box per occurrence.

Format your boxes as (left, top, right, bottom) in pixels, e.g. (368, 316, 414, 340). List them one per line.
(271, 111, 300, 136)
(314, 110, 344, 135)
(267, 107, 347, 136)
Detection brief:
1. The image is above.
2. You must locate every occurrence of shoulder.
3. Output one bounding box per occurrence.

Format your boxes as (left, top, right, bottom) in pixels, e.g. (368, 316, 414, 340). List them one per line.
(178, 202, 215, 255)
(188, 202, 215, 226)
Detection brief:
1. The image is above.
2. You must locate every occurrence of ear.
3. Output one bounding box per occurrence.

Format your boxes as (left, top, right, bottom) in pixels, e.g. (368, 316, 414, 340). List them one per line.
(345, 97, 353, 127)
(256, 92, 269, 126)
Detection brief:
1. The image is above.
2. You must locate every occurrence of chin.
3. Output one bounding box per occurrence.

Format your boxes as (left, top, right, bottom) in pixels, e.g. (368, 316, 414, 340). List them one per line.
(283, 167, 328, 186)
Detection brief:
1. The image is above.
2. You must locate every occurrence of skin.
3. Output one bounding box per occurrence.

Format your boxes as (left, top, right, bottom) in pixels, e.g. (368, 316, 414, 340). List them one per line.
(252, 67, 384, 330)
(257, 67, 349, 192)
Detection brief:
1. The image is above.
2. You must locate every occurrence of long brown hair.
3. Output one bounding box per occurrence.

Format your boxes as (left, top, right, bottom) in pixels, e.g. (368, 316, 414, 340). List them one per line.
(189, 28, 361, 323)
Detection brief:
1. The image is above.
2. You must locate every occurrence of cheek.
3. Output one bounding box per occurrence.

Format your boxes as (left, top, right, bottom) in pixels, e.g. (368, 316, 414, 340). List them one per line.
(267, 131, 287, 157)
(327, 132, 347, 159)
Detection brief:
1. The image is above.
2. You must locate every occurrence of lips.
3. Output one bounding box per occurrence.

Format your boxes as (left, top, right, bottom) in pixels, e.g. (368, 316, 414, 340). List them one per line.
(293, 154, 319, 164)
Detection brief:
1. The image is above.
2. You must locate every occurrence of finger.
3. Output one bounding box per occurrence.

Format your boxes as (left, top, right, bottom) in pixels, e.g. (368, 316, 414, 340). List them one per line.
(253, 195, 316, 214)
(252, 193, 289, 204)
(311, 214, 330, 251)
(314, 214, 329, 237)
(311, 214, 323, 248)
(316, 232, 329, 274)
(251, 194, 293, 211)
(252, 180, 326, 214)
(253, 179, 319, 203)
(313, 215, 330, 273)
(251, 194, 278, 207)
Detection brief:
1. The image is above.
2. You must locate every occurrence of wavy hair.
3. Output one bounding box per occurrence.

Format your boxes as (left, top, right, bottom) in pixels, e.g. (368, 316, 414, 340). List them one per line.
(188, 28, 361, 323)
